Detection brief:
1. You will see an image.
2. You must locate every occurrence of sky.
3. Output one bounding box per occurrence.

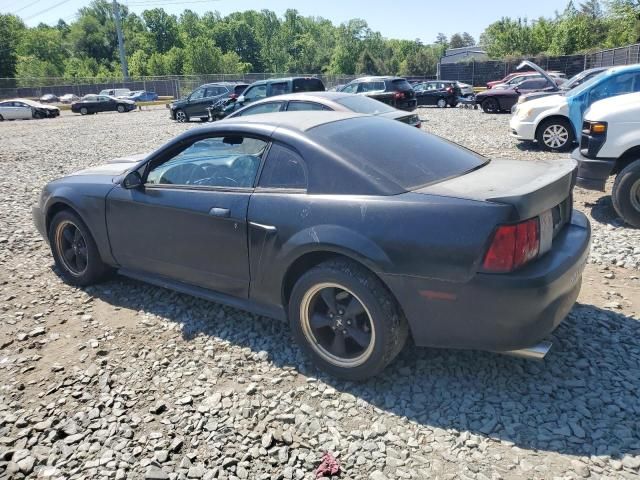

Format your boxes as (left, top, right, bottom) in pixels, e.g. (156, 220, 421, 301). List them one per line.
(2, 0, 569, 42)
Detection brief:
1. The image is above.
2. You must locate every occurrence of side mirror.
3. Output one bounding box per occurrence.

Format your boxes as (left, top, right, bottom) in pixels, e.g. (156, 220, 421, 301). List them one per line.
(514, 87, 520, 94)
(122, 171, 143, 189)
(236, 95, 245, 104)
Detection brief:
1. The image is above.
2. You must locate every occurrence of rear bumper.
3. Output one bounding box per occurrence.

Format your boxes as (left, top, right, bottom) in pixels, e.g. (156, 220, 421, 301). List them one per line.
(395, 99, 418, 111)
(572, 148, 615, 191)
(382, 210, 590, 352)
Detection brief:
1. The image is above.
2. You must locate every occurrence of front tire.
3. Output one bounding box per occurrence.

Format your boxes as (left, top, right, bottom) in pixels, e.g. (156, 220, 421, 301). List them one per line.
(289, 260, 408, 381)
(481, 97, 500, 113)
(536, 118, 574, 152)
(117, 104, 125, 113)
(174, 109, 188, 123)
(80, 107, 88, 115)
(49, 210, 109, 286)
(612, 160, 640, 228)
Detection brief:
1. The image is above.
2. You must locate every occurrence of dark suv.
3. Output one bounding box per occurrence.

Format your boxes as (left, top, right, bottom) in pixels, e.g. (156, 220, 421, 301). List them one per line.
(339, 77, 417, 111)
(170, 82, 249, 122)
(414, 81, 461, 107)
(222, 77, 325, 116)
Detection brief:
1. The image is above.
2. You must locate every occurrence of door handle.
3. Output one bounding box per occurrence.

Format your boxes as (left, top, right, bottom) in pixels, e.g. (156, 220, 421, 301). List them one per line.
(209, 207, 230, 218)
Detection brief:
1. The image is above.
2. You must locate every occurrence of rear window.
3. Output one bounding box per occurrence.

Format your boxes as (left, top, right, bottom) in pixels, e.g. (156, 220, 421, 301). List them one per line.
(391, 79, 413, 91)
(335, 95, 395, 114)
(292, 78, 325, 92)
(308, 117, 487, 192)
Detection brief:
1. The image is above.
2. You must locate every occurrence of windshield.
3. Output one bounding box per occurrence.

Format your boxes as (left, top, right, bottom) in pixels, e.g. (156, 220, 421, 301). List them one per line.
(308, 117, 487, 193)
(566, 70, 609, 98)
(335, 95, 395, 115)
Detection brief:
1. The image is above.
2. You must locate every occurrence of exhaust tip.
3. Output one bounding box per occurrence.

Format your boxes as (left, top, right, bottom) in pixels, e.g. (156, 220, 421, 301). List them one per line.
(503, 341, 552, 361)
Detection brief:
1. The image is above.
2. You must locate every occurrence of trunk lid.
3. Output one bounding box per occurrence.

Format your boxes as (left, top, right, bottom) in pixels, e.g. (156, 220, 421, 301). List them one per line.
(416, 158, 576, 220)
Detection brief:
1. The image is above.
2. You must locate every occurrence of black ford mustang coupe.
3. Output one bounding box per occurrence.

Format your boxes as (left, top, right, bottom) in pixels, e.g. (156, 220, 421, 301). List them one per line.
(33, 112, 590, 380)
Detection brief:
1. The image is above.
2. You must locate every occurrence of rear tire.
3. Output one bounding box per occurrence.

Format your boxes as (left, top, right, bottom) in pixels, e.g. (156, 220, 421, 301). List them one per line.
(80, 107, 88, 115)
(612, 160, 640, 228)
(436, 98, 447, 108)
(49, 210, 109, 286)
(481, 97, 500, 113)
(117, 104, 125, 113)
(0, 114, 3, 121)
(288, 259, 408, 381)
(536, 117, 574, 152)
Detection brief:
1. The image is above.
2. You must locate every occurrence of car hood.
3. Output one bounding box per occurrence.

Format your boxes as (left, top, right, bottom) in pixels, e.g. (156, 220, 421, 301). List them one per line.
(520, 93, 567, 110)
(516, 60, 558, 88)
(584, 92, 640, 121)
(71, 153, 148, 177)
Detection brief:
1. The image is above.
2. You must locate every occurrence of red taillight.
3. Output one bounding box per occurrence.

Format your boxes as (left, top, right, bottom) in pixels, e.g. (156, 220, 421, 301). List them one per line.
(482, 218, 540, 273)
(394, 91, 405, 99)
(446, 87, 453, 94)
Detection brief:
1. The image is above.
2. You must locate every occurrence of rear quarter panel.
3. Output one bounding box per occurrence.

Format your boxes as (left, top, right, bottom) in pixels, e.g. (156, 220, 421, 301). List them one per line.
(247, 191, 512, 308)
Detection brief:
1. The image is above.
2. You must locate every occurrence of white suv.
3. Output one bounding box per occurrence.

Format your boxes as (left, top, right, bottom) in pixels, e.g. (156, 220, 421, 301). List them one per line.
(510, 64, 640, 151)
(574, 92, 640, 227)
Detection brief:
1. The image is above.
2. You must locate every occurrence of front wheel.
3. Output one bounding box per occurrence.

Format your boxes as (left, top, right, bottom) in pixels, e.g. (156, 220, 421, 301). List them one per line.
(536, 118, 575, 151)
(80, 107, 88, 115)
(289, 260, 408, 381)
(174, 109, 188, 123)
(117, 104, 125, 113)
(49, 210, 109, 286)
(612, 160, 640, 228)
(481, 97, 500, 113)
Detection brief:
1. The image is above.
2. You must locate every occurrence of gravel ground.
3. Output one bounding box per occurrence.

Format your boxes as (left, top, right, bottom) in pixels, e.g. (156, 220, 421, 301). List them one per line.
(0, 108, 639, 480)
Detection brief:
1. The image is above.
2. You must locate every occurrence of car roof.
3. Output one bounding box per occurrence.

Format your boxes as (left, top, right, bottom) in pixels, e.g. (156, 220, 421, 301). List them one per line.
(218, 110, 363, 131)
(350, 76, 404, 82)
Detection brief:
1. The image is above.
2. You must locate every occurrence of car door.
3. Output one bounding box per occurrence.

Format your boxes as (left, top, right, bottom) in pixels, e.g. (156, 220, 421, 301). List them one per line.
(418, 82, 438, 105)
(184, 86, 207, 118)
(268, 81, 289, 97)
(98, 96, 115, 112)
(13, 102, 33, 119)
(106, 133, 269, 297)
(340, 83, 358, 94)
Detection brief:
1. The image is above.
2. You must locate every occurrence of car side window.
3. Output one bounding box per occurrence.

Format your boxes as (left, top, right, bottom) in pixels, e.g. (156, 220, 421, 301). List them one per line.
(259, 143, 307, 189)
(190, 88, 205, 100)
(237, 102, 284, 116)
(270, 82, 289, 96)
(146, 136, 268, 188)
(244, 85, 267, 101)
(286, 101, 328, 112)
(340, 83, 357, 94)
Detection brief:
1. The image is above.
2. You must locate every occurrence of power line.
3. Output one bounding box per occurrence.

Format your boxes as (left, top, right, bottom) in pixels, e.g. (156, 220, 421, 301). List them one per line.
(22, 0, 73, 22)
(13, 0, 40, 14)
(126, 0, 219, 6)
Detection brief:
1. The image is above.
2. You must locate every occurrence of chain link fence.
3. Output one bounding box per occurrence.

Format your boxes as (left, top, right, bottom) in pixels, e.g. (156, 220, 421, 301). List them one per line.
(0, 73, 437, 100)
(440, 43, 640, 87)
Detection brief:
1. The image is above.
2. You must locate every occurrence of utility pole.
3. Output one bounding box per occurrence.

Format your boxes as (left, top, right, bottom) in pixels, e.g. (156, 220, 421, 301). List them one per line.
(113, 0, 129, 79)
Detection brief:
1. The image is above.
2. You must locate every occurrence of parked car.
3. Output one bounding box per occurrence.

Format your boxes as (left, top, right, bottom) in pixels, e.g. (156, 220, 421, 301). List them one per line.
(98, 88, 131, 98)
(413, 81, 461, 107)
(510, 64, 640, 151)
(226, 91, 421, 127)
(222, 77, 326, 117)
(518, 67, 608, 104)
(71, 95, 136, 115)
(33, 111, 590, 380)
(60, 93, 80, 104)
(476, 76, 560, 113)
(573, 92, 640, 227)
(491, 72, 565, 91)
(487, 71, 564, 89)
(39, 93, 59, 103)
(339, 76, 417, 111)
(170, 82, 250, 122)
(126, 90, 159, 102)
(327, 84, 345, 92)
(457, 81, 474, 98)
(0, 98, 60, 120)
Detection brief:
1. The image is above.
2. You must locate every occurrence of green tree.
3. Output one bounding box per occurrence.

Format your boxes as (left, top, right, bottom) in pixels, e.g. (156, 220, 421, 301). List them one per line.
(183, 37, 223, 74)
(142, 8, 180, 53)
(0, 14, 26, 78)
(128, 50, 148, 76)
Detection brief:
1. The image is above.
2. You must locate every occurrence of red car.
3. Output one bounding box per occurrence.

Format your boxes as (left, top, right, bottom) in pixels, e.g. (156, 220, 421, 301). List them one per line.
(487, 72, 526, 89)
